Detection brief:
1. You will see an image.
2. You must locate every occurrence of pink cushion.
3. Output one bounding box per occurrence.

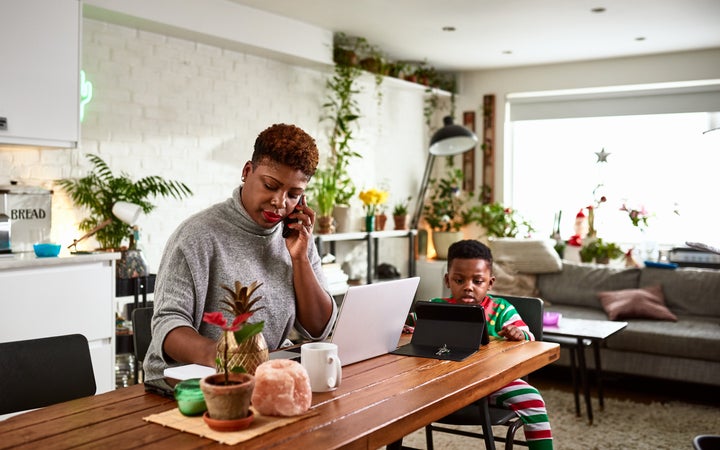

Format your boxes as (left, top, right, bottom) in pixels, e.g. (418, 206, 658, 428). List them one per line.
(597, 284, 677, 321)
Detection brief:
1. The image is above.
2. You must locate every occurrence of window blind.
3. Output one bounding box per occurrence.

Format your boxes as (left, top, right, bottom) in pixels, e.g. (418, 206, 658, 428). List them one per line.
(508, 81, 720, 121)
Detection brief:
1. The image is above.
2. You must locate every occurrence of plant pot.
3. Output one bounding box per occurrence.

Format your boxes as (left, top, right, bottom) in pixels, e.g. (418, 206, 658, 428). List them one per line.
(203, 409, 254, 432)
(393, 214, 407, 230)
(200, 372, 255, 421)
(317, 215, 335, 234)
(375, 213, 387, 231)
(217, 331, 269, 376)
(432, 231, 464, 260)
(333, 205, 352, 233)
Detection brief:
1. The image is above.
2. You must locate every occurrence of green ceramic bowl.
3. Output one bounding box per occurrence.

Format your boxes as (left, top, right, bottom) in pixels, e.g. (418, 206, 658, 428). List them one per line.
(174, 378, 207, 416)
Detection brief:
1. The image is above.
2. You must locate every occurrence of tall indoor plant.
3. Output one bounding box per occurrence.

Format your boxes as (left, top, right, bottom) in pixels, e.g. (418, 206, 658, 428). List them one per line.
(57, 154, 192, 250)
(322, 33, 364, 214)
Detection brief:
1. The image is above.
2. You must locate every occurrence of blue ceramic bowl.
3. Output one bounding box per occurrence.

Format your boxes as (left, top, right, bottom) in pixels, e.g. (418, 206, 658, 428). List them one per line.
(33, 243, 62, 257)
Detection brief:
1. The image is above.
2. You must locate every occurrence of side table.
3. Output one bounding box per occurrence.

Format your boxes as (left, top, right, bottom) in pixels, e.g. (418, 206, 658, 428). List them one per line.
(543, 317, 627, 424)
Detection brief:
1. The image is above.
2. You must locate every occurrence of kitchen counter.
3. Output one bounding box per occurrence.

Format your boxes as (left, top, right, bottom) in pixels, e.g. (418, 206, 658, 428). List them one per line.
(0, 251, 120, 270)
(1, 251, 120, 397)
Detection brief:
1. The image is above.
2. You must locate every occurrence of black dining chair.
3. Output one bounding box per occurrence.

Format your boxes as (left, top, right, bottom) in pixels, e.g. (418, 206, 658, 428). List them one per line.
(424, 295, 545, 450)
(131, 306, 154, 383)
(0, 334, 96, 415)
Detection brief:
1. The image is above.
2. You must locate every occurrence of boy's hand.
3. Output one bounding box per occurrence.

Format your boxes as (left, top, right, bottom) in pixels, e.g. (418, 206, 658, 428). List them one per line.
(499, 324, 526, 341)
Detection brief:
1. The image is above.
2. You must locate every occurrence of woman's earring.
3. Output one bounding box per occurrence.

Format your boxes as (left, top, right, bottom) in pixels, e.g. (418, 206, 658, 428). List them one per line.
(241, 176, 246, 182)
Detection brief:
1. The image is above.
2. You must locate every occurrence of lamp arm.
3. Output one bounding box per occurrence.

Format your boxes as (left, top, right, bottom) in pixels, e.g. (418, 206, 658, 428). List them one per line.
(67, 218, 113, 250)
(410, 154, 437, 230)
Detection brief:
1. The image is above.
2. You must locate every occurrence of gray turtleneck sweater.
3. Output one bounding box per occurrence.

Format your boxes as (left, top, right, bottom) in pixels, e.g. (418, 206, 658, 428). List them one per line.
(143, 187, 336, 381)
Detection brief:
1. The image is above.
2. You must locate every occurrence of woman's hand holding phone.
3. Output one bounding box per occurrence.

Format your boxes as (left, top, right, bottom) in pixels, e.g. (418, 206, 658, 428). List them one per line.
(282, 194, 309, 238)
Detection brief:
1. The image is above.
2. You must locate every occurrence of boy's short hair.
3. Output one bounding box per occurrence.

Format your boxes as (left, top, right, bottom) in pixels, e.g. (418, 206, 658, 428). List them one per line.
(446, 239, 494, 270)
(252, 123, 319, 179)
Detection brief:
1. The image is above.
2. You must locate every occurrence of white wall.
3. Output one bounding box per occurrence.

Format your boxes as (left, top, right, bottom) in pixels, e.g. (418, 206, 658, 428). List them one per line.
(0, 18, 439, 276)
(457, 48, 720, 200)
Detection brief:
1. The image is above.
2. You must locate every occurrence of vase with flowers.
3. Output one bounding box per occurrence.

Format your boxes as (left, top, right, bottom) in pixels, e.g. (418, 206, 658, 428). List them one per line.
(199, 280, 266, 429)
(358, 187, 389, 231)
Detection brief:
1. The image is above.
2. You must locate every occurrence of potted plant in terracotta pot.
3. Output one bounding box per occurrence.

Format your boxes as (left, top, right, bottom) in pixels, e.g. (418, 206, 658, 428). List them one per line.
(392, 196, 411, 230)
(200, 280, 266, 431)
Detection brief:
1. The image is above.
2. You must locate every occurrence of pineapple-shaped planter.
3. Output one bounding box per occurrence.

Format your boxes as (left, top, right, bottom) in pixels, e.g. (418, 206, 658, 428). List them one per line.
(218, 330, 269, 376)
(218, 280, 269, 376)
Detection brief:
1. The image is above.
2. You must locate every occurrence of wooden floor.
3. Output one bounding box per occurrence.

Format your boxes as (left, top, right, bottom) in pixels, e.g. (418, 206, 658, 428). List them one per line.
(532, 365, 720, 407)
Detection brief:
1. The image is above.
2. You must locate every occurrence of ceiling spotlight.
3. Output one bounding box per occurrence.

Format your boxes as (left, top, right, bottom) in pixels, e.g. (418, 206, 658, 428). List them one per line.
(442, 26, 456, 32)
(591, 7, 606, 13)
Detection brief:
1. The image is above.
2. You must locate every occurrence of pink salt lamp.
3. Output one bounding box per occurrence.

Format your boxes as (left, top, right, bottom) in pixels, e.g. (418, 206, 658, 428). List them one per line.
(251, 359, 312, 416)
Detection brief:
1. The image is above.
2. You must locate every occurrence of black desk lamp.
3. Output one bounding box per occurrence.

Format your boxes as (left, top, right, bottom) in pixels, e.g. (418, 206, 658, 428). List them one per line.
(410, 116, 479, 230)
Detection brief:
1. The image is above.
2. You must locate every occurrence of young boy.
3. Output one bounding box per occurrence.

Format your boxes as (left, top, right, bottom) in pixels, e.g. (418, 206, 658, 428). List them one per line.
(429, 239, 553, 450)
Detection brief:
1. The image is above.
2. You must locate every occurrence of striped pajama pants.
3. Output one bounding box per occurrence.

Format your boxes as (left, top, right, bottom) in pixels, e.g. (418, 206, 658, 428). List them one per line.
(489, 379, 553, 450)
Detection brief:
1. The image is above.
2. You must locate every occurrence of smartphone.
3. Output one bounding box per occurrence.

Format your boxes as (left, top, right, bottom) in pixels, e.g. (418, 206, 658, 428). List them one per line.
(282, 194, 306, 238)
(144, 378, 177, 399)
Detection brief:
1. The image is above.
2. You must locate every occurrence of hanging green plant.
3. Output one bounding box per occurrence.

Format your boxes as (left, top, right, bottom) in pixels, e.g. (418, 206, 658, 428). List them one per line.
(320, 33, 365, 208)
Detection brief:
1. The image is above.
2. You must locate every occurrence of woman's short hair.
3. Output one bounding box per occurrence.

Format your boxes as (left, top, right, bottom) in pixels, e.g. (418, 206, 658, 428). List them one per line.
(252, 123, 319, 179)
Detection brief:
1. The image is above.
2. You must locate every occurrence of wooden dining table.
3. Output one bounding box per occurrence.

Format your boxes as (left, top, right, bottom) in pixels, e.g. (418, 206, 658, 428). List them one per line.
(0, 338, 558, 450)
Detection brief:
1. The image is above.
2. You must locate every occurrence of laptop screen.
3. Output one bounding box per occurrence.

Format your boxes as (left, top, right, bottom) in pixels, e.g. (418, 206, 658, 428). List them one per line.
(330, 277, 420, 366)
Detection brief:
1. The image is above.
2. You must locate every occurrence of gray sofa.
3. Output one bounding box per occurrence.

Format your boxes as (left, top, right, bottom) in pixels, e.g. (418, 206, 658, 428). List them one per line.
(535, 261, 720, 387)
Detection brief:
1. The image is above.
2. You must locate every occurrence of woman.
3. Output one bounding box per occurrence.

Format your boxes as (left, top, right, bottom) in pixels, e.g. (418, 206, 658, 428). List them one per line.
(143, 123, 337, 381)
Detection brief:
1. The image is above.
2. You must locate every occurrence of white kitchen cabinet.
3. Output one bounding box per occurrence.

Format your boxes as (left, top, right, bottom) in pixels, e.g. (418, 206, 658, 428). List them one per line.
(0, 0, 81, 148)
(0, 253, 119, 396)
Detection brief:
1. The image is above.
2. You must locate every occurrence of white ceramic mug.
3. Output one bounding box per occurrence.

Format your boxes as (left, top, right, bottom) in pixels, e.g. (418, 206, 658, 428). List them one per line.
(301, 342, 342, 392)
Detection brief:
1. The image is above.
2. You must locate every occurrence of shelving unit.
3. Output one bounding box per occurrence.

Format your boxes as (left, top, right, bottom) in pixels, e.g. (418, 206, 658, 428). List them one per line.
(315, 229, 417, 285)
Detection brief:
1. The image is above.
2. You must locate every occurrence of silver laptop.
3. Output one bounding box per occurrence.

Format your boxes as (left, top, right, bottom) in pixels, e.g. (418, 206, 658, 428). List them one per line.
(330, 277, 420, 366)
(271, 277, 420, 366)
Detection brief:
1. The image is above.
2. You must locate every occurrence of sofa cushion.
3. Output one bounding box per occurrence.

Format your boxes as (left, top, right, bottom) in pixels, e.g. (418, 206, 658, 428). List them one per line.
(639, 267, 720, 317)
(545, 305, 720, 362)
(490, 261, 539, 297)
(488, 238, 562, 274)
(597, 285, 677, 321)
(537, 261, 641, 310)
(604, 315, 720, 362)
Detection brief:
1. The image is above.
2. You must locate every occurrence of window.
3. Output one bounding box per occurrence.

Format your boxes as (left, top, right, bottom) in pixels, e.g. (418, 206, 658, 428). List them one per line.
(508, 85, 720, 249)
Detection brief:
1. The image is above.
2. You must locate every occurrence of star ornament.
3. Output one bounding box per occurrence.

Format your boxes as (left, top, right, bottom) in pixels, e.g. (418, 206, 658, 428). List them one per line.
(595, 148, 611, 163)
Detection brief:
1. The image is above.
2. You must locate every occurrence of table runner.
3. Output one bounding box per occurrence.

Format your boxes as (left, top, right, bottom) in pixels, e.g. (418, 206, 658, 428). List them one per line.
(143, 407, 315, 445)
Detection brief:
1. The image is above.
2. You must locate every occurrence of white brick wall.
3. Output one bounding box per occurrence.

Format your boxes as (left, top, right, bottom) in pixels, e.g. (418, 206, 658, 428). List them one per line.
(1, 18, 438, 275)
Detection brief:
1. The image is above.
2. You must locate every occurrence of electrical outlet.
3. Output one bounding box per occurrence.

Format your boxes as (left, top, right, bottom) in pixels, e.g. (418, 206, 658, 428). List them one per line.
(0, 117, 7, 131)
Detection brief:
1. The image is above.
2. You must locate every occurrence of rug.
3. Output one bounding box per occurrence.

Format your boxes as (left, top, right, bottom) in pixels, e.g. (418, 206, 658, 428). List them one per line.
(401, 387, 720, 449)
